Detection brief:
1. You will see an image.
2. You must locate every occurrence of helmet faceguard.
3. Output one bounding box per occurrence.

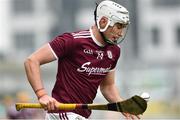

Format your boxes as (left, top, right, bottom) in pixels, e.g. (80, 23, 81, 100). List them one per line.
(94, 0, 130, 45)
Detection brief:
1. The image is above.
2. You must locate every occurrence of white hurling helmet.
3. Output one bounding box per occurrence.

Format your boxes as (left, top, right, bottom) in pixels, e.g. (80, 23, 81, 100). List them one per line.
(95, 0, 130, 44)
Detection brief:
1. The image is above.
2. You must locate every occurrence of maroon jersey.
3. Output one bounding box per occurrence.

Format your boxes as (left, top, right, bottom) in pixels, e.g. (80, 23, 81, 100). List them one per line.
(49, 28, 120, 118)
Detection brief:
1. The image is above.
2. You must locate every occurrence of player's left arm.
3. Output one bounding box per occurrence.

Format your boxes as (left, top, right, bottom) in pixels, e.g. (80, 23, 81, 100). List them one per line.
(100, 70, 141, 119)
(100, 70, 123, 102)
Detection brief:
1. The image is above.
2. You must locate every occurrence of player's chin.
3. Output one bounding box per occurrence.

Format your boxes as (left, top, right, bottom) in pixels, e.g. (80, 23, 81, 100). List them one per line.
(110, 39, 118, 44)
(112, 36, 119, 41)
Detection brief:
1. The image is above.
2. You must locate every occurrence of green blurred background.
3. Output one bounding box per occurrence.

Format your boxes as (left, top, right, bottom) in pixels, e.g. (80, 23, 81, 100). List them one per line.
(0, 0, 180, 119)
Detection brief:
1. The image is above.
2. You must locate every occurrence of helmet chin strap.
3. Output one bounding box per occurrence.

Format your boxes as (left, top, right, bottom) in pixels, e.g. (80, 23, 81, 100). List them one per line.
(100, 32, 115, 45)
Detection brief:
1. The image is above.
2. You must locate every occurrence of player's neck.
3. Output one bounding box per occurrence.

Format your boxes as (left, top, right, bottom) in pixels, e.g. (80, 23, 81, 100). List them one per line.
(91, 25, 107, 46)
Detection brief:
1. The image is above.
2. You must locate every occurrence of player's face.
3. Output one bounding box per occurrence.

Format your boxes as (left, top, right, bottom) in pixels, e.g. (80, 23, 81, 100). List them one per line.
(104, 23, 127, 43)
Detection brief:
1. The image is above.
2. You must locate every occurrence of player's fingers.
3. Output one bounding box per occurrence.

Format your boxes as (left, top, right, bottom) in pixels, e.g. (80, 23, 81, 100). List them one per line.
(47, 101, 54, 111)
(129, 115, 135, 120)
(41, 103, 48, 111)
(48, 98, 58, 111)
(39, 101, 48, 110)
(47, 102, 51, 111)
(126, 115, 131, 120)
(55, 101, 60, 111)
(50, 98, 58, 110)
(122, 113, 130, 120)
(44, 106, 48, 111)
(49, 101, 55, 110)
(136, 115, 141, 119)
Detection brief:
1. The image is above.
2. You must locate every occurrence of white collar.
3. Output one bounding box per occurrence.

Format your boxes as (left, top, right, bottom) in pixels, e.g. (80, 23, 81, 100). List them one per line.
(90, 27, 105, 47)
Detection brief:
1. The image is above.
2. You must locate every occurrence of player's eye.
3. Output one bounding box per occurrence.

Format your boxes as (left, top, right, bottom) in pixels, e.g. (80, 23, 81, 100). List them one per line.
(116, 23, 127, 29)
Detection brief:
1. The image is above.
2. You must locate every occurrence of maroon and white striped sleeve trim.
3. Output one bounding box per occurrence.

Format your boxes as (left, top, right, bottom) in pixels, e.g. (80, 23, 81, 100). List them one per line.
(48, 43, 58, 60)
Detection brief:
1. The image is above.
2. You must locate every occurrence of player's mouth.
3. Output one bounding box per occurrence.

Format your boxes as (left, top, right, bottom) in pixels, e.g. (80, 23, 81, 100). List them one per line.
(110, 33, 120, 42)
(112, 36, 119, 41)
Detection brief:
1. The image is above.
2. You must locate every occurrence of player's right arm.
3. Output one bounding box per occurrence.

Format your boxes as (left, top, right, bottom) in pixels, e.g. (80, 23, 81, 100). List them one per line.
(24, 43, 58, 111)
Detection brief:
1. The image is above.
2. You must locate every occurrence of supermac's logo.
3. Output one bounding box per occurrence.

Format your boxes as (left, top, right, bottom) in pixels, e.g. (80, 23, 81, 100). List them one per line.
(77, 62, 111, 75)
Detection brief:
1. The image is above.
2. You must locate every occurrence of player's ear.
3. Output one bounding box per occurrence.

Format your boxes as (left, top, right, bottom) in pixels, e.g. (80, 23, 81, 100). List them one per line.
(99, 16, 108, 29)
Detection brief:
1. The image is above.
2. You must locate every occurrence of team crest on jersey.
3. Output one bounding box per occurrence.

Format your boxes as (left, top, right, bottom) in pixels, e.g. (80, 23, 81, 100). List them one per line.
(107, 50, 113, 59)
(96, 51, 104, 59)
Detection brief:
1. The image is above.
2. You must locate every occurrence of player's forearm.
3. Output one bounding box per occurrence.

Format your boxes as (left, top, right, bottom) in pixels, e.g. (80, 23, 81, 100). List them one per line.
(100, 84, 123, 103)
(24, 57, 47, 98)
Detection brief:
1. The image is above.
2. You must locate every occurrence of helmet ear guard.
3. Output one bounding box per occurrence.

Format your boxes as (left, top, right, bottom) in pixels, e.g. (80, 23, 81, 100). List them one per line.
(97, 18, 111, 32)
(94, 0, 130, 45)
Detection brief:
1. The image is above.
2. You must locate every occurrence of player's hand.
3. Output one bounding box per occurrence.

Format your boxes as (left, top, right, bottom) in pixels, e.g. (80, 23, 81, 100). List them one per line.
(122, 113, 141, 120)
(38, 95, 59, 111)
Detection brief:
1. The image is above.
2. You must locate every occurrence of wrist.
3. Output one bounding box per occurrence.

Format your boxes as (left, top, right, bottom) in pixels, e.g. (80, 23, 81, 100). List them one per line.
(35, 88, 47, 99)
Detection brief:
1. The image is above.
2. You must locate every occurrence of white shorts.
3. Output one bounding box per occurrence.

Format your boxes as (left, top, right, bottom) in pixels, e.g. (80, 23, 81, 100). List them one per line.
(45, 112, 88, 120)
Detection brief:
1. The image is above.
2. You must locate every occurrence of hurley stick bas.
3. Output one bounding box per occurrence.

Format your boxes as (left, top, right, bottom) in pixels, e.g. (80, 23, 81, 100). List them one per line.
(16, 95, 147, 115)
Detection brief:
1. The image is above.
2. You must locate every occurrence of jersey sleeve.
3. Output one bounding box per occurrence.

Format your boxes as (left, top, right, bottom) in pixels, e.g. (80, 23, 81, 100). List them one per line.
(49, 33, 74, 59)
